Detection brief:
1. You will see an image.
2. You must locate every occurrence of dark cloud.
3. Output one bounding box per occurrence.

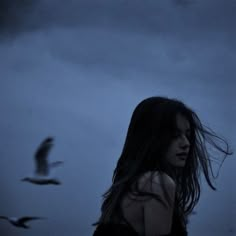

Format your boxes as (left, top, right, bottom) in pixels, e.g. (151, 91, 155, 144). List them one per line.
(0, 0, 33, 30)
(1, 0, 235, 38)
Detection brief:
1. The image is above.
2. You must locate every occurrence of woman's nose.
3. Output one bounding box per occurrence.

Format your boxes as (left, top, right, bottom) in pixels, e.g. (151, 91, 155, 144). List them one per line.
(180, 135, 190, 149)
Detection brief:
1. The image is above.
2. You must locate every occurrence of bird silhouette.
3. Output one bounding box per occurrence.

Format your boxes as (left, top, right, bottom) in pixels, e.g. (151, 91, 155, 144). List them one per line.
(22, 137, 63, 185)
(0, 216, 45, 229)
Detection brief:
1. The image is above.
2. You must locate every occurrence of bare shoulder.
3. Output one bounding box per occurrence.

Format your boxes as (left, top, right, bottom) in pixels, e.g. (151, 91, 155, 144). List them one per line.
(138, 171, 176, 191)
(137, 171, 176, 206)
(140, 171, 176, 235)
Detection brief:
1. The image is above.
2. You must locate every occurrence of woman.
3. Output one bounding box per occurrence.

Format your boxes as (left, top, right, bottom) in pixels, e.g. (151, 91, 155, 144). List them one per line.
(92, 96, 232, 236)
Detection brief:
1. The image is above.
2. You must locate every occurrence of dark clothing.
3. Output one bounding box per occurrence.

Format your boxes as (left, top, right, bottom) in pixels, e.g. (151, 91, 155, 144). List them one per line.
(92, 208, 188, 236)
(93, 223, 138, 236)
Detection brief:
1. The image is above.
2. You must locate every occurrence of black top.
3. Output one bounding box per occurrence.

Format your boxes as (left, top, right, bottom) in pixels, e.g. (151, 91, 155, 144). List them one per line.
(92, 208, 188, 236)
(93, 222, 138, 236)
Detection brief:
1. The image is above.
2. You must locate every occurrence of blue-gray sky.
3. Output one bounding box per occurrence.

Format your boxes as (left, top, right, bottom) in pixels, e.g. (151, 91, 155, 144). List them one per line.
(0, 0, 235, 235)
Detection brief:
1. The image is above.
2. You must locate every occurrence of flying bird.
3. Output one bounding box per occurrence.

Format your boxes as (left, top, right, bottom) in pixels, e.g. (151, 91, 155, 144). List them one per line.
(22, 136, 63, 185)
(0, 216, 45, 229)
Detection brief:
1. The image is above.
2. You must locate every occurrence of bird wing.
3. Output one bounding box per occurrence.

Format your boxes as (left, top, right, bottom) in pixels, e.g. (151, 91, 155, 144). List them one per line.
(49, 161, 64, 169)
(34, 137, 54, 176)
(18, 217, 45, 224)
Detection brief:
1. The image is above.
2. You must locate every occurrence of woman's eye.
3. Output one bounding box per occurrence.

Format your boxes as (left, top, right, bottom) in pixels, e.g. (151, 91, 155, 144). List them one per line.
(173, 132, 181, 138)
(173, 131, 191, 140)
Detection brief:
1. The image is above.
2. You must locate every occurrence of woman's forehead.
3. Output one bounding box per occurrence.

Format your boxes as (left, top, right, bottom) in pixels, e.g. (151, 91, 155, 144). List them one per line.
(176, 113, 191, 131)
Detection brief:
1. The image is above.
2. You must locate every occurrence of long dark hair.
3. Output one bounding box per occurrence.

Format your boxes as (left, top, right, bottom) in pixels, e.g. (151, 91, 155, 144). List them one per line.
(93, 96, 233, 227)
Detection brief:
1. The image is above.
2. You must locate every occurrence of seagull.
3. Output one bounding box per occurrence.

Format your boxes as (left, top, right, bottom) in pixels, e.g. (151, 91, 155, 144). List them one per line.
(0, 216, 45, 229)
(21, 137, 63, 185)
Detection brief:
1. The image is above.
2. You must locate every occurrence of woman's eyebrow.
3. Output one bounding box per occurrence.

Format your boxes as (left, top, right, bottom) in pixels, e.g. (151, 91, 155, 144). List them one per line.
(176, 128, 191, 133)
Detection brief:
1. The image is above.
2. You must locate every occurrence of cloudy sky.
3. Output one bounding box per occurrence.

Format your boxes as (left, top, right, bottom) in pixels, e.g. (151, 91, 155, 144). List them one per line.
(0, 0, 235, 235)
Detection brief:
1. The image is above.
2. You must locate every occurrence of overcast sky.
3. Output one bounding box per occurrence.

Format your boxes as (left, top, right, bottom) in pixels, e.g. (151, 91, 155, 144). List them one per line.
(0, 0, 235, 235)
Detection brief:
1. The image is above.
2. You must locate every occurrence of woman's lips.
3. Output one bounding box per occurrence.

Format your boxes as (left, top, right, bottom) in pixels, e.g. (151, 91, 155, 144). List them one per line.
(176, 153, 188, 160)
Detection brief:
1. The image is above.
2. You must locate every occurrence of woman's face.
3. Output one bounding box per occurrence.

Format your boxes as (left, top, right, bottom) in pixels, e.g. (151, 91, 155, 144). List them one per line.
(165, 113, 191, 168)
